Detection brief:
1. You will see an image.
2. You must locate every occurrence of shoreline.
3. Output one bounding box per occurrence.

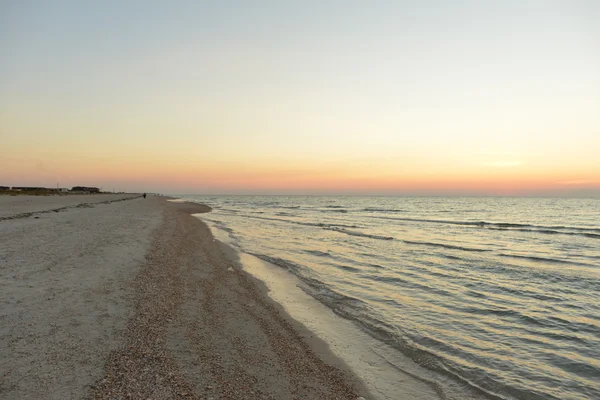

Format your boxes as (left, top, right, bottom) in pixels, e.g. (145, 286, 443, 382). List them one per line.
(194, 200, 494, 400)
(89, 199, 369, 399)
(201, 214, 451, 400)
(1, 196, 369, 399)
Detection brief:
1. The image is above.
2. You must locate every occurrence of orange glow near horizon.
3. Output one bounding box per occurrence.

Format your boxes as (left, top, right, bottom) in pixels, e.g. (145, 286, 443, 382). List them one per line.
(3, 150, 598, 196)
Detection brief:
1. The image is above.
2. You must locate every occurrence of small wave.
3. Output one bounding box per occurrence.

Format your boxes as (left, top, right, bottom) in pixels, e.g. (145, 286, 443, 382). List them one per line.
(549, 316, 571, 325)
(252, 255, 370, 312)
(548, 353, 600, 380)
(250, 253, 305, 275)
(207, 219, 234, 234)
(374, 216, 600, 237)
(298, 277, 370, 314)
(304, 249, 331, 257)
(534, 329, 591, 346)
(321, 209, 348, 213)
(441, 254, 463, 260)
(529, 293, 565, 302)
(219, 208, 240, 213)
(498, 253, 581, 266)
(362, 207, 408, 213)
(223, 213, 361, 230)
(486, 226, 600, 240)
(403, 240, 490, 252)
(460, 307, 546, 327)
(325, 227, 394, 241)
(336, 264, 362, 273)
(465, 290, 488, 299)
(324, 205, 345, 208)
(362, 274, 454, 296)
(314, 222, 362, 229)
(365, 275, 409, 285)
(256, 201, 281, 206)
(207, 220, 242, 245)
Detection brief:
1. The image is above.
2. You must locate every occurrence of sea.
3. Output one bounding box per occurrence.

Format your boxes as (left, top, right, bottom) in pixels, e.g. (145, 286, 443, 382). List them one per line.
(179, 195, 599, 400)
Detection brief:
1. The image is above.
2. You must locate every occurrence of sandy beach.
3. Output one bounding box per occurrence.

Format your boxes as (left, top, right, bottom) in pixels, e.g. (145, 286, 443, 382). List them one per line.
(0, 195, 367, 399)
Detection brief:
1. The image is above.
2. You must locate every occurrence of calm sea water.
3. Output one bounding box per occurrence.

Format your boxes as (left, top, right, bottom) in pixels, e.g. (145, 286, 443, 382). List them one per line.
(183, 195, 599, 400)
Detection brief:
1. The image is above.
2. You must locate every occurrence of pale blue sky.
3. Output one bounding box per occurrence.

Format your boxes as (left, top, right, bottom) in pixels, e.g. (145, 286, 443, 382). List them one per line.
(1, 1, 599, 194)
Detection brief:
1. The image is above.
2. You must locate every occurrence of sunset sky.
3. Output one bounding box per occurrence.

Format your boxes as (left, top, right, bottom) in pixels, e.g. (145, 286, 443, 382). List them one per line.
(1, 1, 599, 195)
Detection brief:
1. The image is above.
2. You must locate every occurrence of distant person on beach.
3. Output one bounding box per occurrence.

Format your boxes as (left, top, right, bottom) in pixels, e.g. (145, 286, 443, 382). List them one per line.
(143, 193, 146, 198)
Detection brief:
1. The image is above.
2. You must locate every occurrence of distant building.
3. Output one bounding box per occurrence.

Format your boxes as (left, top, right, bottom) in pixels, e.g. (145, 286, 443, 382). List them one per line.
(71, 186, 100, 193)
(11, 187, 48, 192)
(2, 186, 70, 193)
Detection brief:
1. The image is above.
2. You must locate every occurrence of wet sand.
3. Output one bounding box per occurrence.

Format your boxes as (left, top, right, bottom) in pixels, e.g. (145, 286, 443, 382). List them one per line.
(0, 196, 367, 399)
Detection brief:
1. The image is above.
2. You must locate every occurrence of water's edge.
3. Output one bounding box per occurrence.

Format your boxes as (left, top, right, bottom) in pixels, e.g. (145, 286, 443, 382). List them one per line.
(198, 213, 490, 400)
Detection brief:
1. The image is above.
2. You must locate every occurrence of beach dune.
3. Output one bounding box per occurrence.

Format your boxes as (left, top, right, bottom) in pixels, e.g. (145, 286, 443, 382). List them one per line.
(0, 195, 366, 399)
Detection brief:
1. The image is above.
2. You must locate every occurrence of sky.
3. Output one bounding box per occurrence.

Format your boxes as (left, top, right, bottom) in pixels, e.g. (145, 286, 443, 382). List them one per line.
(1, 0, 599, 196)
